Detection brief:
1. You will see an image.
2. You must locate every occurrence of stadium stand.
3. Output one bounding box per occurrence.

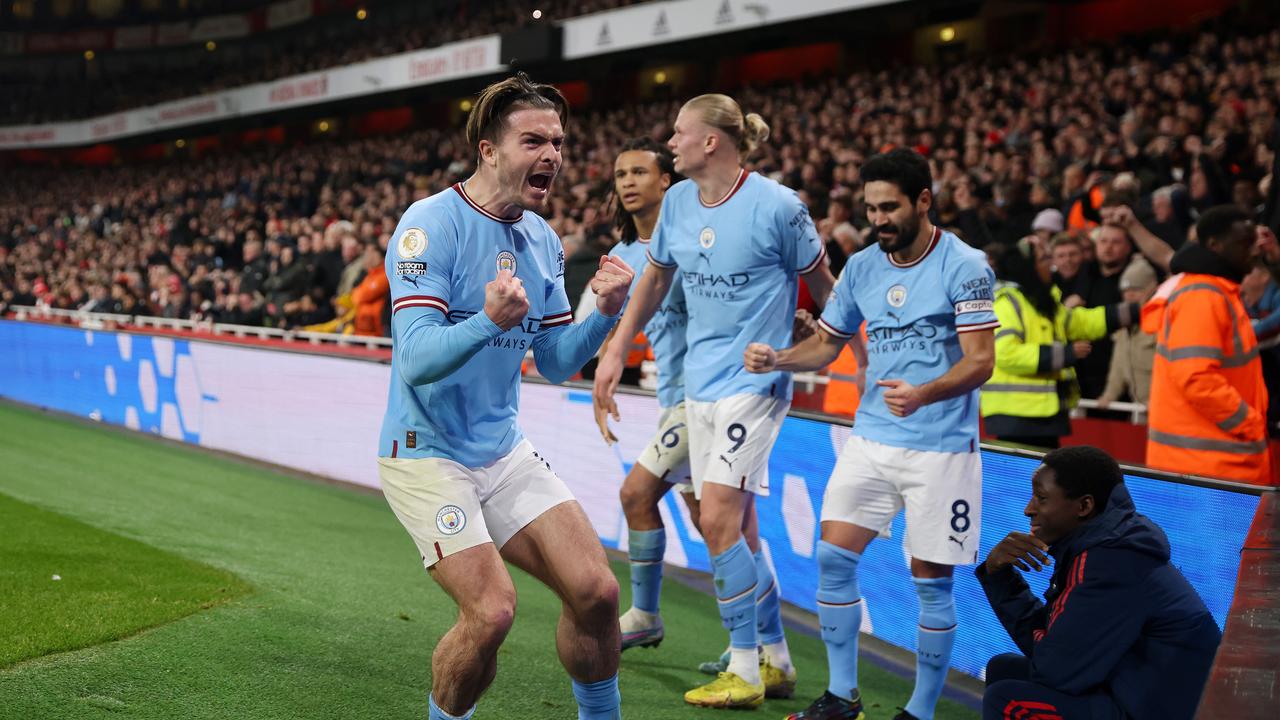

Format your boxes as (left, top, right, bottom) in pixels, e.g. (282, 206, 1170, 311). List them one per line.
(0, 0, 643, 124)
(5, 20, 1278, 339)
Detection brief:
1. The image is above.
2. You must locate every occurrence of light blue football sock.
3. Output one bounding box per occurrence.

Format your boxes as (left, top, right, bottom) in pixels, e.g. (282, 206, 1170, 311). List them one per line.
(816, 540, 863, 702)
(711, 538, 758, 651)
(428, 694, 475, 720)
(905, 576, 957, 720)
(627, 528, 665, 614)
(754, 548, 786, 645)
(572, 674, 622, 720)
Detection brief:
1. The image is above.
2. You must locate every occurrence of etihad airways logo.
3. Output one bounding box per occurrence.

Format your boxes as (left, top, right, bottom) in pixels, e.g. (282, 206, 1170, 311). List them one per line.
(685, 271, 750, 301)
(446, 309, 536, 350)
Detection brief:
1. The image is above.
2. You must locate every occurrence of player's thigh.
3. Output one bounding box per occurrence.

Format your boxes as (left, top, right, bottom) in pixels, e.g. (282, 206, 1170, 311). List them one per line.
(635, 402, 693, 489)
(377, 456, 494, 568)
(620, 461, 664, 503)
(694, 393, 788, 497)
(479, 440, 577, 552)
(820, 435, 904, 547)
(428, 542, 517, 629)
(898, 448, 983, 567)
(500, 500, 617, 613)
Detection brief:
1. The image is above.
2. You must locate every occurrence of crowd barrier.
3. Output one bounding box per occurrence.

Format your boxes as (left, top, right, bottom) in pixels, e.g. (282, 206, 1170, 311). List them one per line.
(0, 318, 1263, 679)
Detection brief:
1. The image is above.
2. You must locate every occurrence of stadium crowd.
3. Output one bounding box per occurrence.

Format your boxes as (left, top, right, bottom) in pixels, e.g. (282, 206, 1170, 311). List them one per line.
(3, 20, 1280, 452)
(1, 0, 641, 125)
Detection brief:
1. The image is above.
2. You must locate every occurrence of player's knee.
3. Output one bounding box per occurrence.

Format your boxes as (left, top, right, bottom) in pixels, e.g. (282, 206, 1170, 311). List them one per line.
(699, 510, 741, 548)
(466, 590, 517, 643)
(567, 567, 619, 621)
(618, 480, 650, 517)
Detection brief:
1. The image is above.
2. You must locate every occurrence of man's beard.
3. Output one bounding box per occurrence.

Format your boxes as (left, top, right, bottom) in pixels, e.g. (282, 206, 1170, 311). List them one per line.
(1100, 256, 1128, 273)
(872, 216, 920, 254)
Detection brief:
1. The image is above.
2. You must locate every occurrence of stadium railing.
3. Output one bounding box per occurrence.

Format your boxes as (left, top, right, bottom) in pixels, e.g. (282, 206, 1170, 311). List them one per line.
(8, 304, 393, 351)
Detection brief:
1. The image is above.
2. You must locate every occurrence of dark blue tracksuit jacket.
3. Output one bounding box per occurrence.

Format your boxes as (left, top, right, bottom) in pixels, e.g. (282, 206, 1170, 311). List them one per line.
(975, 485, 1222, 719)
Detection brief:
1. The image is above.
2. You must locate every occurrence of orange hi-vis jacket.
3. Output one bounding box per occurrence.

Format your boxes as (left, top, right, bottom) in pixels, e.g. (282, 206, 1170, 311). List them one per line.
(1142, 272, 1272, 484)
(627, 331, 648, 368)
(822, 343, 862, 417)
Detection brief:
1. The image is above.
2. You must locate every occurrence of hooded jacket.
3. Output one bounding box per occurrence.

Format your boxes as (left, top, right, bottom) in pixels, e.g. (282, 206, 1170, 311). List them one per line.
(976, 485, 1221, 720)
(1141, 242, 1271, 484)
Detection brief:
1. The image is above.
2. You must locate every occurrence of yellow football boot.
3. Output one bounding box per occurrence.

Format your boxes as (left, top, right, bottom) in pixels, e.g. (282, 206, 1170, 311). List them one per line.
(760, 657, 797, 699)
(683, 671, 765, 709)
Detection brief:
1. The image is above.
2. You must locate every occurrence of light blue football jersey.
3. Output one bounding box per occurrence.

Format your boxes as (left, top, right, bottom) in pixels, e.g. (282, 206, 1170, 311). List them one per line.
(379, 183, 573, 467)
(647, 171, 825, 403)
(608, 238, 687, 409)
(818, 227, 999, 453)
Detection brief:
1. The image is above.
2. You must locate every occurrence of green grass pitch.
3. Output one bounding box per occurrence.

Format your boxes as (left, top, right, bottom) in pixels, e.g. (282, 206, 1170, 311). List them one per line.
(0, 402, 978, 719)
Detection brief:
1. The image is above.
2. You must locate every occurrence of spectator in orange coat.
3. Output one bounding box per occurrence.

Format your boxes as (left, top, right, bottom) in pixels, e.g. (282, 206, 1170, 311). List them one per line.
(1143, 205, 1272, 484)
(351, 242, 389, 337)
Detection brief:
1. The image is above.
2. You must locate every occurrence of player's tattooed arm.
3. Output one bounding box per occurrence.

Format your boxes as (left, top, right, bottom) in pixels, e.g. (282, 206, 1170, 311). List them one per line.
(744, 327, 845, 374)
(877, 327, 994, 417)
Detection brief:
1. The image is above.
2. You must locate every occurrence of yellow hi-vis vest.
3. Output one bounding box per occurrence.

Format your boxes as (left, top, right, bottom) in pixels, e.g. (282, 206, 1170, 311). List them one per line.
(981, 282, 1112, 419)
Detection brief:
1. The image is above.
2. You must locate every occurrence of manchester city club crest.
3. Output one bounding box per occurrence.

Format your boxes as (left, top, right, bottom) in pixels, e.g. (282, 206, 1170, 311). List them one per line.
(398, 227, 427, 259)
(698, 227, 716, 249)
(886, 284, 908, 308)
(496, 250, 517, 274)
(435, 505, 466, 535)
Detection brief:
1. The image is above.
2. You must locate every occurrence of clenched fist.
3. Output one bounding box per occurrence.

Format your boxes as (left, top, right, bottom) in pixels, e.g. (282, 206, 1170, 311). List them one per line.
(484, 269, 529, 331)
(744, 343, 778, 374)
(591, 255, 635, 317)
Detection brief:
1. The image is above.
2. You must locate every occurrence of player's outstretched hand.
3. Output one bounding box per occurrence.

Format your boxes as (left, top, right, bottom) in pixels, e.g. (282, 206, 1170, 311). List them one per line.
(744, 343, 778, 374)
(984, 531, 1050, 574)
(591, 255, 635, 317)
(484, 269, 529, 331)
(793, 309, 818, 342)
(876, 378, 923, 417)
(592, 393, 619, 445)
(593, 348, 624, 431)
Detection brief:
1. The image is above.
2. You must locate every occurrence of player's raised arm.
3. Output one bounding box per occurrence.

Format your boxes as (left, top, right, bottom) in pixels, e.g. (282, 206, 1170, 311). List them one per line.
(531, 255, 632, 385)
(744, 327, 845, 374)
(746, 250, 863, 375)
(389, 217, 516, 387)
(592, 260, 675, 422)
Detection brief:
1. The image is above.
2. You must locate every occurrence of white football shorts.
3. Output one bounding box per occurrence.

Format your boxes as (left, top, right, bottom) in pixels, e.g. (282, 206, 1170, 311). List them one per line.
(377, 439, 576, 568)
